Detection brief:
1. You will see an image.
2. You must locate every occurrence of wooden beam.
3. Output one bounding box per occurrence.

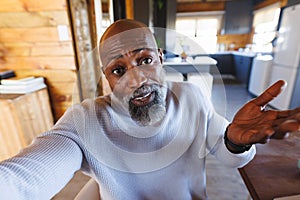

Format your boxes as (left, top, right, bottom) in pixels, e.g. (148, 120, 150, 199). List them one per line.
(177, 2, 225, 13)
(126, 0, 134, 19)
(254, 0, 285, 10)
(102, 2, 109, 13)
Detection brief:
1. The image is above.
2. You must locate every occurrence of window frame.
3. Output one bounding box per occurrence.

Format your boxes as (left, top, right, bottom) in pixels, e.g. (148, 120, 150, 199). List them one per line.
(175, 11, 225, 54)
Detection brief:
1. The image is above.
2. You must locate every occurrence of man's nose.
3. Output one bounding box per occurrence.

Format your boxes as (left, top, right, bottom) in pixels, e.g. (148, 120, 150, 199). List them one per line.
(126, 67, 147, 88)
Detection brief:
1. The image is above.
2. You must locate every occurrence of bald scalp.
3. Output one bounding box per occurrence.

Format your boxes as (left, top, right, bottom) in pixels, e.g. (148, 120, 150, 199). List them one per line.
(100, 19, 148, 44)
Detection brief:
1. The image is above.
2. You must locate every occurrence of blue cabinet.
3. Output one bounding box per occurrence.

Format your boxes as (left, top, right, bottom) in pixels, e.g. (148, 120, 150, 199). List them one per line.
(205, 52, 255, 85)
(233, 54, 254, 87)
(210, 54, 235, 75)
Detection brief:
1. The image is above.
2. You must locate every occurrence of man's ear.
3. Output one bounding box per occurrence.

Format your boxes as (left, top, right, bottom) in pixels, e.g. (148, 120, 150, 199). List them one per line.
(158, 48, 163, 64)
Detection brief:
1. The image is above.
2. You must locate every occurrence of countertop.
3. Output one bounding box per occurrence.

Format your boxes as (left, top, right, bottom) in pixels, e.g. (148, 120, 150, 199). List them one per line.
(164, 56, 217, 65)
(190, 51, 269, 58)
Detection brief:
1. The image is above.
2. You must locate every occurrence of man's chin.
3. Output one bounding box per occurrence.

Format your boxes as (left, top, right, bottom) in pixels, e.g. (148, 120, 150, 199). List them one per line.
(130, 103, 166, 127)
(128, 83, 167, 126)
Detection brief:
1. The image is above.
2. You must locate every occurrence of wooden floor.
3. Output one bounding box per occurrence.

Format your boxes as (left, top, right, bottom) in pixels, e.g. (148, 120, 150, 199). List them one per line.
(52, 79, 253, 200)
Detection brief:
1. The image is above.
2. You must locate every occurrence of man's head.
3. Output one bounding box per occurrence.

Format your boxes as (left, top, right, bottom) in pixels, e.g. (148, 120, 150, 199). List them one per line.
(99, 19, 166, 126)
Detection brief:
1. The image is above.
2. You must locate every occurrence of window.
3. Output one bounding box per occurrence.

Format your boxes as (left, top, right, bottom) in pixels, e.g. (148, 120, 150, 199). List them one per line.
(175, 12, 224, 54)
(101, 13, 112, 34)
(252, 3, 281, 53)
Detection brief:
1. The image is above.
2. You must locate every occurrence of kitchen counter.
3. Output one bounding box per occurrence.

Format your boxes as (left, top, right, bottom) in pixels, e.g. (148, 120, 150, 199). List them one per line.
(190, 51, 259, 85)
(163, 56, 217, 79)
(191, 51, 263, 58)
(230, 51, 257, 57)
(164, 51, 271, 84)
(164, 56, 217, 66)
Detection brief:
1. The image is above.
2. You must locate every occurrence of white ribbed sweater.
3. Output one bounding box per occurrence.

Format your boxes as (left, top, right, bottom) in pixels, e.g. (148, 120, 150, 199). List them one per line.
(0, 82, 255, 200)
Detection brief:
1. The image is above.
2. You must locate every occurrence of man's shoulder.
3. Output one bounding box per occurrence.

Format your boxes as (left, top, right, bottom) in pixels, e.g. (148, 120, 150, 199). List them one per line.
(166, 80, 212, 110)
(166, 81, 203, 96)
(166, 80, 198, 89)
(66, 95, 111, 113)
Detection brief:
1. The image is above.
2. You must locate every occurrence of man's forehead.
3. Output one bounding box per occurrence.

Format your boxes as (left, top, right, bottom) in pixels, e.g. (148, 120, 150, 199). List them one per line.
(100, 19, 148, 43)
(99, 28, 158, 70)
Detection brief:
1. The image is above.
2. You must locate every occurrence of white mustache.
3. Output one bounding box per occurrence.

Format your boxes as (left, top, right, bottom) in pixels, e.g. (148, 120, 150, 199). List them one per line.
(132, 85, 153, 99)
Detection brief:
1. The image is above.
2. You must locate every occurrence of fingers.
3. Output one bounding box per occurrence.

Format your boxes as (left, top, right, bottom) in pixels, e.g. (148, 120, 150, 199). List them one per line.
(272, 110, 300, 139)
(251, 80, 286, 107)
(247, 116, 300, 142)
(243, 127, 275, 144)
(276, 107, 300, 118)
(276, 119, 300, 133)
(229, 122, 275, 145)
(273, 109, 300, 128)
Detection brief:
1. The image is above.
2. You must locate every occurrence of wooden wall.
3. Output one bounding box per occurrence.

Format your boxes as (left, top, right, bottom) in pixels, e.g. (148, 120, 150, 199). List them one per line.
(0, 0, 77, 121)
(217, 33, 254, 51)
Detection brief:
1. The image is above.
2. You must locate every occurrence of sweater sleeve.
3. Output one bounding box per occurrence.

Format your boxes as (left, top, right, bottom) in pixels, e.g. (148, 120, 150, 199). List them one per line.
(0, 133, 83, 200)
(206, 111, 256, 168)
(185, 81, 256, 168)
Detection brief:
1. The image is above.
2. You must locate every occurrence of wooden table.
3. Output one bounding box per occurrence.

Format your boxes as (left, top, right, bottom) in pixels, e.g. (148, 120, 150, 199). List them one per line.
(238, 133, 300, 200)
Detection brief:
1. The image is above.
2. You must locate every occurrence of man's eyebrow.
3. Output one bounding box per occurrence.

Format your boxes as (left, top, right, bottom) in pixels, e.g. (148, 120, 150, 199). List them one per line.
(132, 48, 155, 54)
(110, 54, 123, 61)
(132, 48, 146, 53)
(111, 48, 155, 61)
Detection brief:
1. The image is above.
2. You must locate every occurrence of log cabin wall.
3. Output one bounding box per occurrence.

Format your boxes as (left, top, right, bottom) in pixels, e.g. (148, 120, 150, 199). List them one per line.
(0, 0, 77, 121)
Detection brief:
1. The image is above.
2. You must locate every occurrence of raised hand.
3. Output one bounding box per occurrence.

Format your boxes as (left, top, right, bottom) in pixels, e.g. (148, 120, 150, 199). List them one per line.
(227, 80, 300, 146)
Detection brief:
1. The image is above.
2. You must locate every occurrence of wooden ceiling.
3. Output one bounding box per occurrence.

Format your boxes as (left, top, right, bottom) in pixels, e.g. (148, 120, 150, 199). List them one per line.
(101, 0, 231, 13)
(177, 0, 231, 2)
(176, 0, 282, 12)
(102, 0, 283, 13)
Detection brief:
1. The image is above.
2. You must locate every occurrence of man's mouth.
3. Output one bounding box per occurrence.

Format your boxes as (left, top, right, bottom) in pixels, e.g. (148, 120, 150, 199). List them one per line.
(130, 91, 155, 106)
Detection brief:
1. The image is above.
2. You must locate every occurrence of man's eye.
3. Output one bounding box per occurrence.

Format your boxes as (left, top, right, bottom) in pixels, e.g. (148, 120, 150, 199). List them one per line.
(112, 66, 126, 76)
(140, 58, 152, 65)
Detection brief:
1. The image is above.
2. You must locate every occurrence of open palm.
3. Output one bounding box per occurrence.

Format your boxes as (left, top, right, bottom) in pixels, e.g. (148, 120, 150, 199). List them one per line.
(227, 80, 300, 145)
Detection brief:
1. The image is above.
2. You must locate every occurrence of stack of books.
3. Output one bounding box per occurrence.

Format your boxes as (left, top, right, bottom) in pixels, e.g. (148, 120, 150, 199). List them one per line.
(0, 76, 46, 94)
(0, 70, 15, 80)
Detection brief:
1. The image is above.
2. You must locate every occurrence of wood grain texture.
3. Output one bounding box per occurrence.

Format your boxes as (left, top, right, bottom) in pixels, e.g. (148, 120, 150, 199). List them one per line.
(0, 0, 67, 12)
(239, 135, 300, 200)
(0, 0, 79, 121)
(0, 89, 54, 161)
(0, 27, 70, 43)
(0, 11, 69, 28)
(217, 33, 253, 50)
(13, 69, 77, 83)
(11, 70, 78, 120)
(177, 2, 225, 12)
(2, 42, 74, 57)
(0, 99, 24, 159)
(2, 56, 76, 70)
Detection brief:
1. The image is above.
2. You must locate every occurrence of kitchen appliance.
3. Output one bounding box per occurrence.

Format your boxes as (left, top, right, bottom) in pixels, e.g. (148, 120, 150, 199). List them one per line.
(248, 55, 273, 96)
(269, 4, 300, 110)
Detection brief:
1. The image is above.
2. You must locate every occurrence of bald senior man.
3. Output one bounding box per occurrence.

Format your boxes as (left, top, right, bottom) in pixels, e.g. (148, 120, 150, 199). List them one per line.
(0, 19, 299, 200)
